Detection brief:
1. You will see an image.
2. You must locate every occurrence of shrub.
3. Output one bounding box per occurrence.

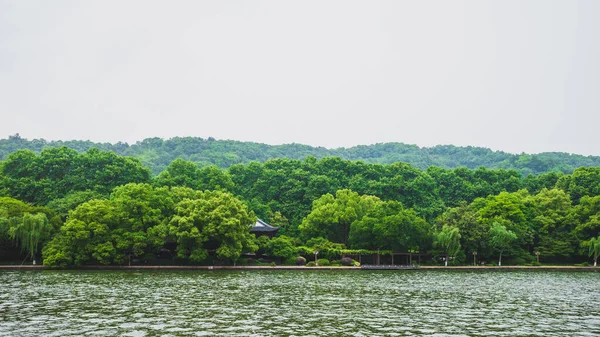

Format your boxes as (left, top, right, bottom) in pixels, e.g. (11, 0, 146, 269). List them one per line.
(266, 235, 297, 261)
(306, 261, 316, 267)
(296, 256, 306, 265)
(317, 258, 330, 266)
(270, 261, 276, 267)
(506, 257, 526, 266)
(330, 261, 342, 266)
(574, 262, 590, 267)
(340, 257, 353, 266)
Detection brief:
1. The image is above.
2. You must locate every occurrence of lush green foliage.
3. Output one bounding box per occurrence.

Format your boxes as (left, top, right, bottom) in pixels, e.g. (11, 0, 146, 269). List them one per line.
(8, 212, 53, 264)
(0, 197, 60, 263)
(264, 235, 297, 261)
(41, 184, 256, 267)
(434, 225, 461, 266)
(587, 236, 600, 266)
(489, 222, 517, 266)
(0, 147, 150, 204)
(1, 141, 600, 267)
(168, 190, 257, 263)
(3, 134, 600, 175)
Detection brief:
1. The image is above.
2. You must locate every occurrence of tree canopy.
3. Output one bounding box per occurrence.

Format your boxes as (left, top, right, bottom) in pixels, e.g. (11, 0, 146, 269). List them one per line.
(0, 143, 599, 267)
(3, 135, 600, 175)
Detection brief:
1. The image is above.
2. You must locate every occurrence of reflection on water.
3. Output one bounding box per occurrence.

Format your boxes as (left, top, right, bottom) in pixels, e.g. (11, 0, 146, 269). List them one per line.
(0, 270, 599, 336)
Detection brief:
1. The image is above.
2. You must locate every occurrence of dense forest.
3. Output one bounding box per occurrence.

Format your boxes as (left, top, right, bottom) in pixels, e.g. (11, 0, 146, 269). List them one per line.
(1, 144, 600, 268)
(3, 134, 600, 176)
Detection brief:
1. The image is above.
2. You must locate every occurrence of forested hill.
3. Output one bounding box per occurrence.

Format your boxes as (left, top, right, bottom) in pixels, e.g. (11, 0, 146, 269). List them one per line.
(2, 134, 600, 176)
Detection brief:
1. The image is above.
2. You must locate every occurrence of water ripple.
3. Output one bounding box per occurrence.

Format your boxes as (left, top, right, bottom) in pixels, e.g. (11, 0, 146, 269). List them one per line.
(0, 270, 598, 336)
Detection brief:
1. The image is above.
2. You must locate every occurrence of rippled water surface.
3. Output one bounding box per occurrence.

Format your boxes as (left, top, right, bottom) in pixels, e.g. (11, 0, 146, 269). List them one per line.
(1, 270, 599, 336)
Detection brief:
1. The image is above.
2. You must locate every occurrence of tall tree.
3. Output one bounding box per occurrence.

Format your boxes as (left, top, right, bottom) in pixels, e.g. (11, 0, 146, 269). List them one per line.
(489, 222, 517, 266)
(588, 236, 600, 267)
(434, 225, 461, 266)
(556, 167, 600, 204)
(528, 189, 576, 259)
(168, 191, 257, 263)
(8, 213, 53, 265)
(368, 201, 431, 252)
(299, 189, 380, 245)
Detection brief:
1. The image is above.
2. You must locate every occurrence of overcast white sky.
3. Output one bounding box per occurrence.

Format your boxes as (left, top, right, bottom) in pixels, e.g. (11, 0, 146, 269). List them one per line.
(1, 1, 599, 155)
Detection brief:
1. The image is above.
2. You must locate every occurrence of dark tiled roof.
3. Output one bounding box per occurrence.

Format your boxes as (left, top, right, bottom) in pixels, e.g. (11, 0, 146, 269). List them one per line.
(250, 219, 279, 233)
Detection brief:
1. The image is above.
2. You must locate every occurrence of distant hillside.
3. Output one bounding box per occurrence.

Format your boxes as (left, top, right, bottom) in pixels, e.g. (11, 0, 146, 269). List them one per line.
(2, 134, 600, 175)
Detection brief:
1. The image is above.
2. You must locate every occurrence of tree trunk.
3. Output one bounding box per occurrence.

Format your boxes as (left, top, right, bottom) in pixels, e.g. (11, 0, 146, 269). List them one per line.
(33, 259, 36, 265)
(444, 259, 448, 267)
(343, 223, 350, 246)
(594, 258, 597, 267)
(498, 252, 502, 266)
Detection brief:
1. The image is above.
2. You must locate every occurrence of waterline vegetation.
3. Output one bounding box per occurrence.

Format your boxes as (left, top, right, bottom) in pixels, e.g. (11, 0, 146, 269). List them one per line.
(0, 139, 599, 268)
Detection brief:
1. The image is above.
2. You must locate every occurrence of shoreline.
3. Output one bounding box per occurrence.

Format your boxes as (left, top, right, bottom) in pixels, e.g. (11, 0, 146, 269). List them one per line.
(0, 265, 598, 272)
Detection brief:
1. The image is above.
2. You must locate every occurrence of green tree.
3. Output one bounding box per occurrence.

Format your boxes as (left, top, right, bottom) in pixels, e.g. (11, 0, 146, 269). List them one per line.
(42, 199, 121, 267)
(588, 236, 600, 267)
(355, 201, 431, 253)
(0, 147, 150, 204)
(265, 235, 297, 262)
(8, 213, 53, 265)
(154, 158, 203, 189)
(196, 165, 234, 192)
(528, 189, 576, 260)
(436, 202, 491, 261)
(478, 190, 533, 246)
(155, 159, 234, 192)
(556, 167, 600, 204)
(168, 191, 257, 264)
(303, 237, 346, 251)
(489, 222, 517, 266)
(434, 225, 461, 266)
(42, 184, 175, 267)
(299, 189, 380, 245)
(46, 190, 106, 221)
(571, 195, 600, 245)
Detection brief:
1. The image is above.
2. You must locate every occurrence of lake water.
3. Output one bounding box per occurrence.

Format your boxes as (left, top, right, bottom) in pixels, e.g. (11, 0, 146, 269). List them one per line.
(0, 270, 598, 336)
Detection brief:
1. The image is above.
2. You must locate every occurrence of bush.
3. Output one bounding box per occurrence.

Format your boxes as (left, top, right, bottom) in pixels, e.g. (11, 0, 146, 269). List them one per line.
(296, 256, 306, 265)
(506, 257, 526, 266)
(266, 235, 297, 261)
(270, 261, 276, 267)
(340, 257, 353, 266)
(574, 262, 590, 267)
(330, 261, 342, 266)
(317, 258, 330, 266)
(306, 261, 316, 267)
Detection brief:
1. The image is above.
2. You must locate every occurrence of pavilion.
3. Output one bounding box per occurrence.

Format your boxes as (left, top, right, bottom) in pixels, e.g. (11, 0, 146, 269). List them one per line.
(250, 219, 279, 238)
